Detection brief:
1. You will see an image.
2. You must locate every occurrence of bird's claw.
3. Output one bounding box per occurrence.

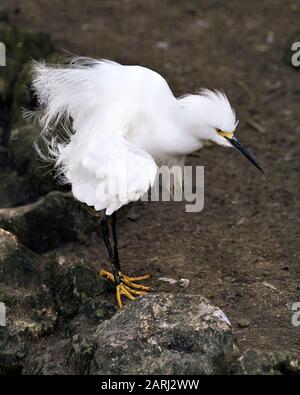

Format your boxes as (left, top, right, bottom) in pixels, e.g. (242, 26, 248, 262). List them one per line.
(99, 269, 115, 283)
(116, 283, 148, 308)
(99, 269, 151, 308)
(119, 273, 151, 291)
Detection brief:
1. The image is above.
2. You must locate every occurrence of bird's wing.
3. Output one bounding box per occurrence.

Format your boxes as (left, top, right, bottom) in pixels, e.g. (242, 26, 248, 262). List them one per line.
(31, 58, 121, 132)
(69, 132, 157, 214)
(31, 58, 166, 213)
(31, 58, 173, 135)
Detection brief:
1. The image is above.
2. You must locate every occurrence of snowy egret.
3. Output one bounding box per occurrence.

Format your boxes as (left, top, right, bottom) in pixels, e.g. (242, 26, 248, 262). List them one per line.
(31, 58, 263, 308)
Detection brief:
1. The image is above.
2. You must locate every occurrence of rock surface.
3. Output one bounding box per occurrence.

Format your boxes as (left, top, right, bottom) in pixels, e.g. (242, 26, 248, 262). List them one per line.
(0, 169, 36, 208)
(0, 228, 115, 375)
(1, 261, 300, 376)
(0, 191, 101, 252)
(229, 349, 300, 375)
(90, 293, 237, 375)
(2, 243, 239, 376)
(0, 228, 57, 374)
(0, 219, 299, 376)
(0, 228, 40, 286)
(8, 123, 59, 200)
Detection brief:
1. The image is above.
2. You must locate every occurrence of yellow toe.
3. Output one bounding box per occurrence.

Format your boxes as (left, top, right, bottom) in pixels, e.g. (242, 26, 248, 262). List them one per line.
(99, 269, 115, 283)
(99, 269, 151, 308)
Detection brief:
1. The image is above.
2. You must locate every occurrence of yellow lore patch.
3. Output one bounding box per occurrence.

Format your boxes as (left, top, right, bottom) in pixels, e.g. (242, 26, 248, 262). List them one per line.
(217, 130, 234, 139)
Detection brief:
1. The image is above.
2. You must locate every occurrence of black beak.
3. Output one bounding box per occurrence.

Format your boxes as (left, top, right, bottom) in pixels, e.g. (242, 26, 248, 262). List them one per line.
(225, 136, 264, 174)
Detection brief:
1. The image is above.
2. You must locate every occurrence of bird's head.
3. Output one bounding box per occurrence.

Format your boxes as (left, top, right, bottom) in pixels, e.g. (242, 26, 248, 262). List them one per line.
(183, 89, 263, 173)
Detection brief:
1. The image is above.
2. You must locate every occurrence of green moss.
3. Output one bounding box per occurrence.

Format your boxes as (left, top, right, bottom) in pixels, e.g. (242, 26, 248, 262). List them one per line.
(9, 124, 59, 196)
(0, 22, 54, 135)
(11, 63, 33, 126)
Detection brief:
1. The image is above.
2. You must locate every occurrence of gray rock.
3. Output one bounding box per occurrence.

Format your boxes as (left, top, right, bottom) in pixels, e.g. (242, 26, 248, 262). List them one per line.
(50, 262, 113, 319)
(0, 169, 36, 208)
(65, 296, 116, 335)
(229, 349, 300, 375)
(90, 293, 237, 375)
(9, 124, 60, 200)
(23, 296, 116, 375)
(0, 228, 40, 286)
(0, 283, 58, 375)
(65, 334, 96, 375)
(237, 319, 251, 328)
(0, 191, 101, 253)
(0, 321, 29, 375)
(0, 227, 112, 374)
(23, 340, 70, 375)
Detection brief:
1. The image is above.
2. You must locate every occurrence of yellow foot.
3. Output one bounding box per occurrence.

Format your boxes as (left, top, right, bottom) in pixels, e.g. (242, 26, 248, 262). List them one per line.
(99, 269, 151, 308)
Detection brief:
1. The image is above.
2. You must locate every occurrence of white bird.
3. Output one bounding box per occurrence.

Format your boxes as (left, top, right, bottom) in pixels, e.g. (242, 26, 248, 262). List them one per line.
(31, 58, 263, 308)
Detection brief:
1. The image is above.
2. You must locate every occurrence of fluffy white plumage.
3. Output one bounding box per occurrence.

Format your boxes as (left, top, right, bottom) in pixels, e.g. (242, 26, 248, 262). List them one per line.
(31, 58, 237, 214)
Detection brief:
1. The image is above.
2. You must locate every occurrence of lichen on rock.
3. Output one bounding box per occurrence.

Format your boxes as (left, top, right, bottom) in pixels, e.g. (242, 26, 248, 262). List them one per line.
(90, 293, 237, 375)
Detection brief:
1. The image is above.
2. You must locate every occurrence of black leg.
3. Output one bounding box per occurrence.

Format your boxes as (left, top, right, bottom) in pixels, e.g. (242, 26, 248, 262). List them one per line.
(100, 210, 151, 308)
(100, 211, 121, 285)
